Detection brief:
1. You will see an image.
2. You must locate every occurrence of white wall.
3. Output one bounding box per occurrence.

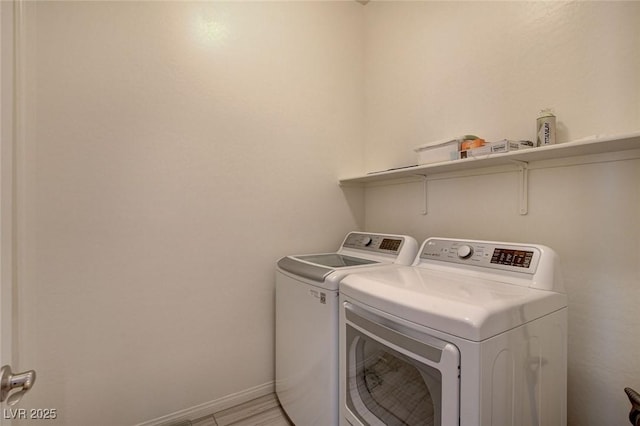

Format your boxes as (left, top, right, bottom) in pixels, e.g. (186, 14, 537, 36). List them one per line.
(16, 1, 363, 424)
(361, 2, 640, 425)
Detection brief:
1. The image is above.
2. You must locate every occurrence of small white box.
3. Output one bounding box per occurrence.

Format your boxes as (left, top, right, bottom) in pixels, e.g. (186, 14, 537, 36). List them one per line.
(459, 145, 491, 159)
(414, 138, 460, 165)
(459, 139, 534, 159)
(490, 139, 534, 153)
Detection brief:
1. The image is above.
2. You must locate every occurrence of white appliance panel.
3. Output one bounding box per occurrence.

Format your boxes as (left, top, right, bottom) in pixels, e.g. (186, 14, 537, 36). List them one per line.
(275, 271, 339, 425)
(340, 266, 567, 341)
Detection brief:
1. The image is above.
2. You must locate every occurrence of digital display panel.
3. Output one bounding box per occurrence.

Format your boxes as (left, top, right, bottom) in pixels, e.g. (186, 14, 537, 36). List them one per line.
(379, 238, 401, 252)
(491, 249, 534, 268)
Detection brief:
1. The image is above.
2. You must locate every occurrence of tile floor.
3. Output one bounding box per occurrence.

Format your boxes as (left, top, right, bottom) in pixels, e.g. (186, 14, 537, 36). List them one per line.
(171, 393, 293, 426)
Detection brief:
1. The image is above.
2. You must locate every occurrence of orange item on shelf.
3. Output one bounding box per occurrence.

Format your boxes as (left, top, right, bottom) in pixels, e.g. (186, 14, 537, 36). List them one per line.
(460, 138, 485, 151)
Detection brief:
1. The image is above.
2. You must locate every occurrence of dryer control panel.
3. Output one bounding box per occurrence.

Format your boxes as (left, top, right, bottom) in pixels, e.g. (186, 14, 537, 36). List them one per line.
(419, 238, 542, 274)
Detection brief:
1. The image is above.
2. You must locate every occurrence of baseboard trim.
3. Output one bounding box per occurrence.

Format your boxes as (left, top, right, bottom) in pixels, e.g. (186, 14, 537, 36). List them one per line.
(135, 381, 275, 426)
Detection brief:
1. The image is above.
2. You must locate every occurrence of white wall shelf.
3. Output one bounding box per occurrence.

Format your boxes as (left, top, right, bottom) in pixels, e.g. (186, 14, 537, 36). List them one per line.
(339, 131, 640, 185)
(339, 131, 640, 215)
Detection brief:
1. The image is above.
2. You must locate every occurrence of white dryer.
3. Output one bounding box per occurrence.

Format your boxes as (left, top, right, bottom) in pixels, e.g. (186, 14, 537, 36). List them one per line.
(276, 232, 418, 426)
(339, 237, 568, 426)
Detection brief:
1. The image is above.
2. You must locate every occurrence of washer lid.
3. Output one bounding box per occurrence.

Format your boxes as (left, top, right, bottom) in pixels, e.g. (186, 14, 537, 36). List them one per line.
(277, 254, 378, 282)
(340, 266, 567, 342)
(296, 253, 378, 268)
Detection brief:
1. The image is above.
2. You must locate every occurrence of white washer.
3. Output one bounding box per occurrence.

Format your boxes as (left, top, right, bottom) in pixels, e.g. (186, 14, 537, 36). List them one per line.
(340, 237, 568, 426)
(276, 232, 418, 426)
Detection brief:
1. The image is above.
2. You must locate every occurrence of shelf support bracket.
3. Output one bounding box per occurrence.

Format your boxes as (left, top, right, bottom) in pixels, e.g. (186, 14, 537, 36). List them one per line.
(510, 160, 529, 215)
(417, 175, 428, 215)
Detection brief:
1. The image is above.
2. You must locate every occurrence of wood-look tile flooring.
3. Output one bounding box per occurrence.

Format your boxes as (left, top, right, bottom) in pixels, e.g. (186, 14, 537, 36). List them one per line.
(174, 393, 293, 426)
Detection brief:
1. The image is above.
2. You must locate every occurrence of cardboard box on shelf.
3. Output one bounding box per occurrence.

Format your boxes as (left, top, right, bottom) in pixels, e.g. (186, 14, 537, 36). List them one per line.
(459, 140, 534, 159)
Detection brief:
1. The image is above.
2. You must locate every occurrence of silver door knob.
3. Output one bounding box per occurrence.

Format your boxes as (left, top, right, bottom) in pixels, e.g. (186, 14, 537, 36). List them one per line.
(626, 387, 640, 426)
(0, 365, 36, 406)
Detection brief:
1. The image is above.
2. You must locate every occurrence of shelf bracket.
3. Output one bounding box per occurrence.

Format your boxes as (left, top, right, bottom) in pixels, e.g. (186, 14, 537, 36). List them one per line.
(510, 160, 529, 215)
(416, 174, 428, 215)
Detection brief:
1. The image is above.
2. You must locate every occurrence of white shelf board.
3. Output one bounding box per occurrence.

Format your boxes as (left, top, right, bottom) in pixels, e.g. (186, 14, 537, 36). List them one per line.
(339, 131, 640, 185)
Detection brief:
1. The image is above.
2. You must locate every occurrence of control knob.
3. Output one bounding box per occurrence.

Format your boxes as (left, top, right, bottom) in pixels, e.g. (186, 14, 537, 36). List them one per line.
(457, 245, 474, 259)
(362, 236, 373, 246)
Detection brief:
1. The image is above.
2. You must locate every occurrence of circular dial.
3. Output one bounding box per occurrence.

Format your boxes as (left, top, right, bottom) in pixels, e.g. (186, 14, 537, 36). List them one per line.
(457, 245, 474, 259)
(362, 236, 373, 246)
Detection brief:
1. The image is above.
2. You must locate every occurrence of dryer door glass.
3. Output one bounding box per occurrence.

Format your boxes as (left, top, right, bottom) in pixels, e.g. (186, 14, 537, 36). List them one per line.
(344, 303, 460, 426)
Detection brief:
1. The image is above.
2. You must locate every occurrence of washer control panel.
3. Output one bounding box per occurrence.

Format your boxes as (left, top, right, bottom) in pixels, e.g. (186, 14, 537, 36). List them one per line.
(342, 233, 404, 254)
(420, 238, 541, 274)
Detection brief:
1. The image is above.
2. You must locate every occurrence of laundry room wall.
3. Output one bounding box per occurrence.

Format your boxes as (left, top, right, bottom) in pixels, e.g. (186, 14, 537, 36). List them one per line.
(15, 1, 364, 424)
(359, 2, 640, 425)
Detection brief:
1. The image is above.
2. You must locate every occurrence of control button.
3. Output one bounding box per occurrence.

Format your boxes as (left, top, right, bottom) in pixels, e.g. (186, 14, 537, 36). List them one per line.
(457, 245, 474, 259)
(362, 236, 373, 246)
